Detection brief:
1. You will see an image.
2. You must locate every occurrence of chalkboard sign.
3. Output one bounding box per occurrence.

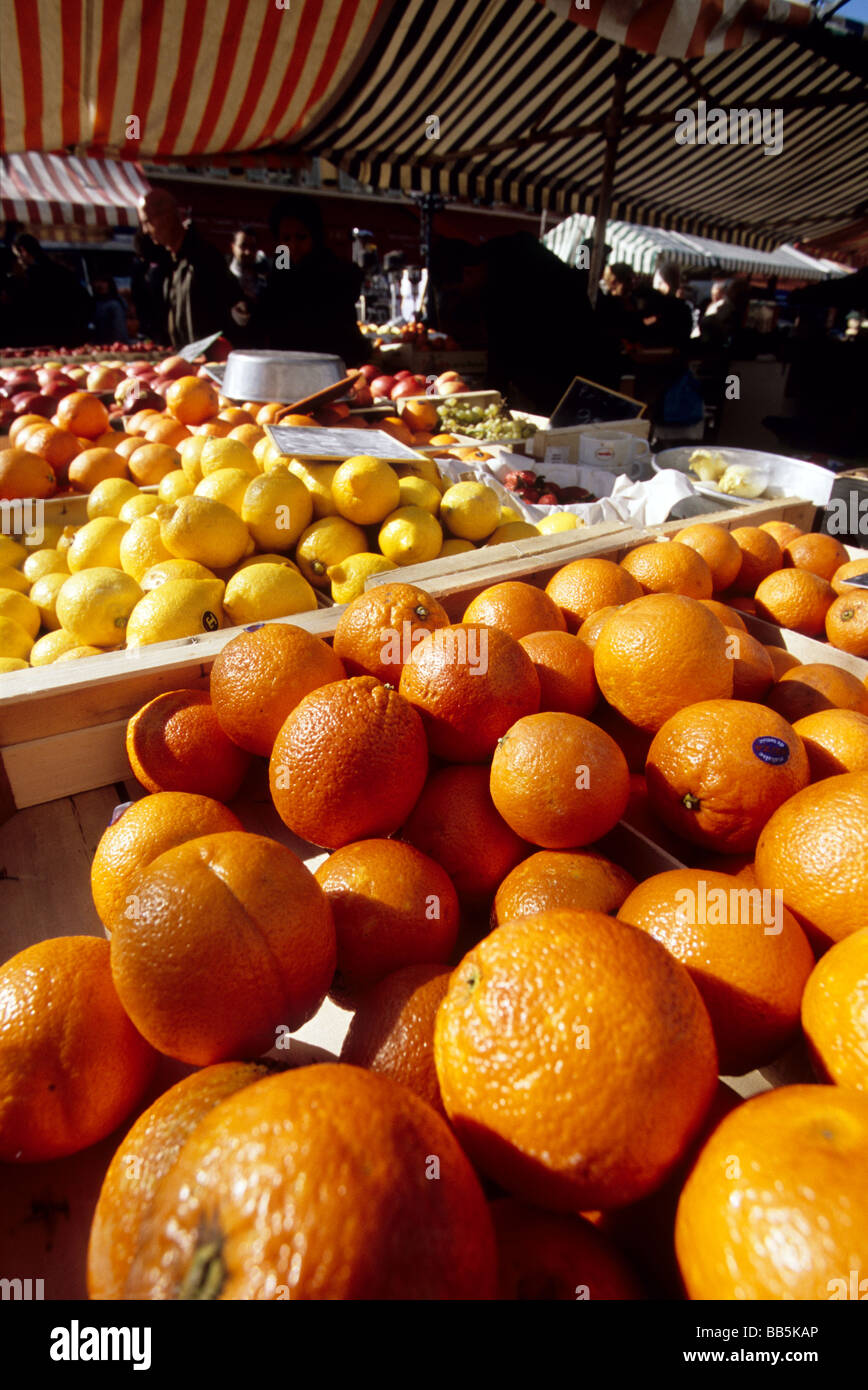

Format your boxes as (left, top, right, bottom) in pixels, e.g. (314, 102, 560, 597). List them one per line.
(549, 375, 646, 428)
(179, 331, 222, 363)
(203, 363, 226, 388)
(265, 425, 427, 463)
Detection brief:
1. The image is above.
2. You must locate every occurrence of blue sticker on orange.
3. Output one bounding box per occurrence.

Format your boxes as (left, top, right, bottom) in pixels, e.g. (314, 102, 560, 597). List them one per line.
(753, 736, 790, 765)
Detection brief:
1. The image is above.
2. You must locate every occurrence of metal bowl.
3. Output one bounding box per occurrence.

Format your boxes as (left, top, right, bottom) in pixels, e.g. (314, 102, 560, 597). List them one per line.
(221, 350, 344, 405)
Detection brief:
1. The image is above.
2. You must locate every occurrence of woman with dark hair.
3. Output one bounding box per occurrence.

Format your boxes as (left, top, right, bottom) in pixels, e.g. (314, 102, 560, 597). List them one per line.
(250, 195, 367, 366)
(12, 232, 92, 346)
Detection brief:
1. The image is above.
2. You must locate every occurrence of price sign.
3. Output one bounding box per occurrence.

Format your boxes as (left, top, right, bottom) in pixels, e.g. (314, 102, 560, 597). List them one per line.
(549, 375, 646, 428)
(178, 332, 222, 363)
(266, 425, 427, 463)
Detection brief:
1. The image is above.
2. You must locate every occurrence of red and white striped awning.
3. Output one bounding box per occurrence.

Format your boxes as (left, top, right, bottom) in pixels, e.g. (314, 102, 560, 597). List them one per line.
(552, 0, 813, 59)
(0, 152, 150, 227)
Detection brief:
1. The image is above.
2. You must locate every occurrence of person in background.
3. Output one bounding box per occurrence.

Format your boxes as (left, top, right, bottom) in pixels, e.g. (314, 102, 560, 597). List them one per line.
(250, 194, 367, 366)
(12, 232, 92, 347)
(700, 277, 737, 347)
(648, 262, 694, 349)
(138, 188, 245, 349)
(594, 261, 638, 389)
(228, 226, 269, 308)
(91, 273, 129, 344)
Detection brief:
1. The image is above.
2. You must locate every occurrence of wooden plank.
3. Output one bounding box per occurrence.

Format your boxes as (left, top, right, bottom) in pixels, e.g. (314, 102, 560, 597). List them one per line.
(3, 719, 134, 810)
(744, 614, 868, 681)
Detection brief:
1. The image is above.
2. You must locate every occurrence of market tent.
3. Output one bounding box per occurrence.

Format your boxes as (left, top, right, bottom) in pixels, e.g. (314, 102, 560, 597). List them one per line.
(1, 1, 865, 250)
(0, 152, 150, 235)
(543, 212, 853, 280)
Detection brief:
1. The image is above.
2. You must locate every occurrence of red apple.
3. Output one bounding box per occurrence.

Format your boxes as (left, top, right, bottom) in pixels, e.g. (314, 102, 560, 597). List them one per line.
(393, 370, 415, 380)
(351, 385, 373, 407)
(12, 392, 54, 416)
(438, 379, 468, 395)
(44, 381, 77, 401)
(357, 364, 379, 382)
(435, 371, 460, 388)
(156, 355, 190, 380)
(390, 379, 422, 400)
(370, 375, 396, 399)
(125, 362, 154, 377)
(87, 366, 124, 391)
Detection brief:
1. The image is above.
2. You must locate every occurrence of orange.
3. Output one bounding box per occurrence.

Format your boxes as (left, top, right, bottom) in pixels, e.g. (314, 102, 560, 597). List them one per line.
(491, 1198, 643, 1300)
(109, 830, 335, 1064)
(518, 630, 598, 716)
(210, 623, 346, 756)
(21, 422, 82, 473)
(462, 580, 566, 640)
(126, 690, 251, 800)
(759, 519, 804, 548)
(764, 644, 801, 679)
(123, 1064, 497, 1299)
(619, 540, 713, 599)
(826, 590, 868, 656)
(435, 910, 717, 1210)
(128, 442, 181, 485)
(645, 698, 809, 853)
(8, 413, 48, 445)
(0, 936, 156, 1163)
(90, 790, 242, 931)
(544, 557, 641, 632)
(726, 594, 757, 615)
(668, 523, 742, 593)
(273, 411, 315, 427)
(67, 446, 128, 491)
(593, 593, 733, 733)
(165, 376, 220, 425)
(332, 582, 450, 684)
(113, 434, 147, 461)
(339, 963, 450, 1115)
(88, 1060, 270, 1299)
(767, 661, 868, 722)
(489, 711, 630, 848)
(589, 699, 654, 772)
(620, 771, 694, 859)
(801, 929, 868, 1091)
(270, 675, 428, 849)
(217, 407, 255, 426)
(0, 447, 57, 501)
(783, 531, 850, 582)
(792, 708, 868, 780)
(314, 839, 459, 1000)
(126, 408, 161, 434)
(831, 558, 868, 595)
(753, 566, 835, 635)
(723, 624, 775, 701)
(144, 415, 191, 447)
(192, 418, 233, 437)
(55, 390, 110, 439)
(228, 423, 264, 448)
(618, 868, 813, 1074)
(398, 623, 540, 762)
(675, 1085, 868, 1299)
(399, 763, 526, 906)
(380, 414, 414, 446)
(727, 525, 782, 594)
(576, 604, 620, 649)
(492, 849, 635, 927)
(697, 597, 746, 629)
(754, 772, 868, 949)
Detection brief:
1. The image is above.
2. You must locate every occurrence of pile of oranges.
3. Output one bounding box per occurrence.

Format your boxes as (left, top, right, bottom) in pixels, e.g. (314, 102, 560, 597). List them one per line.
(1, 525, 867, 1302)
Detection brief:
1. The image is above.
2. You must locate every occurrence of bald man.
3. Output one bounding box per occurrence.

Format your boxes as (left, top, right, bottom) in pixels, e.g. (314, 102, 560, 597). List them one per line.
(138, 189, 245, 349)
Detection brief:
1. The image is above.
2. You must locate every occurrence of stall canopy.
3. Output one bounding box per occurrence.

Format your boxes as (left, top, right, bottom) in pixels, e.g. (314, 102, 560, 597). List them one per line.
(0, 152, 150, 234)
(0, 0, 865, 251)
(543, 212, 853, 280)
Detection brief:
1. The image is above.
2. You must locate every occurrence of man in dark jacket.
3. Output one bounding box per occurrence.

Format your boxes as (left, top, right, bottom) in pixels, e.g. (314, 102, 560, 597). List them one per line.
(12, 233, 92, 347)
(138, 189, 243, 349)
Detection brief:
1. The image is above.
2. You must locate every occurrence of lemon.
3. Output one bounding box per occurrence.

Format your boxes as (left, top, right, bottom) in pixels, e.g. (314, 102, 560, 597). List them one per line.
(253, 436, 283, 469)
(398, 475, 441, 514)
(223, 564, 317, 626)
(55, 526, 77, 557)
(0, 587, 40, 638)
(234, 552, 301, 574)
(536, 512, 580, 535)
(200, 437, 259, 479)
(29, 572, 68, 631)
(87, 477, 140, 519)
(0, 655, 28, 674)
(327, 553, 397, 603)
(126, 578, 225, 648)
(0, 565, 31, 594)
(331, 456, 400, 525)
(178, 434, 208, 484)
(438, 538, 475, 558)
(23, 522, 64, 550)
(56, 569, 142, 647)
(55, 646, 105, 661)
(498, 505, 523, 525)
(22, 548, 67, 583)
(120, 517, 173, 583)
(288, 459, 339, 518)
(484, 521, 540, 545)
(119, 493, 161, 522)
(139, 558, 217, 591)
(406, 457, 442, 486)
(241, 469, 314, 551)
(295, 516, 368, 588)
(439, 482, 500, 541)
(67, 517, 129, 573)
(378, 506, 443, 567)
(159, 496, 250, 570)
(195, 468, 252, 515)
(30, 629, 81, 665)
(0, 615, 33, 661)
(158, 469, 194, 504)
(0, 537, 26, 568)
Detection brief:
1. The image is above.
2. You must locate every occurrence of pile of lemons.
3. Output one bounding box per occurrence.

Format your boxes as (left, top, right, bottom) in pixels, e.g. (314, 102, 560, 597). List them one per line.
(0, 434, 583, 674)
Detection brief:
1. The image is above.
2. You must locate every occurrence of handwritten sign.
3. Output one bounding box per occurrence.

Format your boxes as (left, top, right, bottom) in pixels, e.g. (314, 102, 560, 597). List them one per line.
(178, 332, 222, 363)
(203, 363, 226, 388)
(549, 374, 645, 429)
(265, 425, 427, 463)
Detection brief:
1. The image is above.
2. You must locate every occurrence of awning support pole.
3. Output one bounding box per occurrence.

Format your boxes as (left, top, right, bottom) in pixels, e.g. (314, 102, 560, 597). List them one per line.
(588, 46, 637, 307)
